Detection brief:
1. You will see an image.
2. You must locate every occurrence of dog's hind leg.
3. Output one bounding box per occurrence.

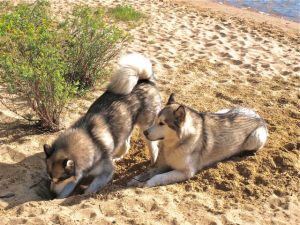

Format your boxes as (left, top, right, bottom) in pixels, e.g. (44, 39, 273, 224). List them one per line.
(145, 138, 159, 165)
(137, 98, 161, 165)
(138, 124, 159, 165)
(113, 134, 131, 161)
(242, 126, 268, 151)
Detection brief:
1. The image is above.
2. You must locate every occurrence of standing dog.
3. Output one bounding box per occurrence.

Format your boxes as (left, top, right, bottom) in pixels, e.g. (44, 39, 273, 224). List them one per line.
(44, 53, 161, 198)
(128, 94, 268, 187)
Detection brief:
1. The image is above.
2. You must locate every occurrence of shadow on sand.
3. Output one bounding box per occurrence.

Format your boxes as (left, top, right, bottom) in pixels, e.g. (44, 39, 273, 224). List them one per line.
(0, 120, 43, 145)
(0, 152, 53, 209)
(0, 147, 147, 209)
(0, 114, 258, 209)
(1, 138, 257, 210)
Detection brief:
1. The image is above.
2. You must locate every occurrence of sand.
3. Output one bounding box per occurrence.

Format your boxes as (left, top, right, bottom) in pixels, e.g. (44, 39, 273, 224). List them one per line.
(0, 0, 299, 224)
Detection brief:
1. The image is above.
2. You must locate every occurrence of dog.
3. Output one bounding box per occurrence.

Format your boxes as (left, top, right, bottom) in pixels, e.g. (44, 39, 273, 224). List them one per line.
(128, 93, 268, 187)
(43, 53, 161, 198)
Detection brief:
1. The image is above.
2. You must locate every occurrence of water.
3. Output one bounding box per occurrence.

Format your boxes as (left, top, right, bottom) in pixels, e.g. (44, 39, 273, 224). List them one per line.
(218, 0, 300, 22)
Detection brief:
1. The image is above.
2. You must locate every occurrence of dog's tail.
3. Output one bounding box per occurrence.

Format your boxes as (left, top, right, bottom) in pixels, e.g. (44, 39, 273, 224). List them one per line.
(108, 53, 154, 95)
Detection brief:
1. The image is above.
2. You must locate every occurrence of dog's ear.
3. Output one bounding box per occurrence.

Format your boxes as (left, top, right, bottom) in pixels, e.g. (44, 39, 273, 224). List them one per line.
(63, 159, 75, 173)
(174, 105, 186, 124)
(167, 93, 176, 105)
(44, 144, 54, 158)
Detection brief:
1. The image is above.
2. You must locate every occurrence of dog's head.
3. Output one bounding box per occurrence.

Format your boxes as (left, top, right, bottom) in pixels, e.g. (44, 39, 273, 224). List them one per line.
(144, 93, 186, 141)
(43, 129, 90, 196)
(44, 144, 76, 195)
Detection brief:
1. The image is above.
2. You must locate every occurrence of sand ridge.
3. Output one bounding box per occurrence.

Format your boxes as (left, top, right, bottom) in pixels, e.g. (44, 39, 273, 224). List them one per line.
(0, 0, 300, 224)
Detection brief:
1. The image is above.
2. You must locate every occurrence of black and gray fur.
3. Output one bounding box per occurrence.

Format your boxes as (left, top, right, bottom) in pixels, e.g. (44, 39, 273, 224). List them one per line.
(128, 93, 268, 187)
(44, 53, 161, 198)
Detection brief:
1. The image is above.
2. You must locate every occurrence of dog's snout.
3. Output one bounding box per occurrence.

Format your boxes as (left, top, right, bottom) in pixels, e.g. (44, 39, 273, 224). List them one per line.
(143, 130, 149, 136)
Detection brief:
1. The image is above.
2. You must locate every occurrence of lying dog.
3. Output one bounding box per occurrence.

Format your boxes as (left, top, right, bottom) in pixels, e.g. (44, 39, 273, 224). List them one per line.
(129, 93, 268, 187)
(44, 53, 161, 198)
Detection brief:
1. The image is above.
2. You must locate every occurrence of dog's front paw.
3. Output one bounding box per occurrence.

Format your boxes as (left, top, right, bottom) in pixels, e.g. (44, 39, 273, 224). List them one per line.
(127, 178, 148, 188)
(128, 180, 154, 188)
(142, 179, 157, 187)
(137, 182, 147, 188)
(127, 178, 140, 187)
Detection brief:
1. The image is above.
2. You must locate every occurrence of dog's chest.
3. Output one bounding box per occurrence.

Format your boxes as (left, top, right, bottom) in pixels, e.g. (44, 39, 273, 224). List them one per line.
(163, 146, 189, 170)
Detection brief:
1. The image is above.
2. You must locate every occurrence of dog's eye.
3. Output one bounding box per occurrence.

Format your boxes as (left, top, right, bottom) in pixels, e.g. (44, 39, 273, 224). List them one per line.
(159, 122, 164, 126)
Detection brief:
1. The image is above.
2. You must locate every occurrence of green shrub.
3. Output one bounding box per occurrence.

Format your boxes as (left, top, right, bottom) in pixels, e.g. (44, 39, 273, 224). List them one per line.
(64, 6, 127, 90)
(0, 1, 76, 131)
(108, 5, 143, 22)
(0, 1, 127, 131)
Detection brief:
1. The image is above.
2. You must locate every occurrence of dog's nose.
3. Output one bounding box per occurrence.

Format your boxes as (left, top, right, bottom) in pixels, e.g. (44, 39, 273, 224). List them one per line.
(143, 130, 149, 136)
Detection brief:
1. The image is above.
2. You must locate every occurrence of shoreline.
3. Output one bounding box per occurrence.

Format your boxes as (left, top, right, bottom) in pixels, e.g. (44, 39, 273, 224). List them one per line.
(214, 0, 300, 23)
(172, 0, 300, 36)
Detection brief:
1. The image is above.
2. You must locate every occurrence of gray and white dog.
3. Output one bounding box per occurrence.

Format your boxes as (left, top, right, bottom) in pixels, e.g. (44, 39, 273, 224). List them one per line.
(129, 94, 268, 187)
(44, 53, 161, 198)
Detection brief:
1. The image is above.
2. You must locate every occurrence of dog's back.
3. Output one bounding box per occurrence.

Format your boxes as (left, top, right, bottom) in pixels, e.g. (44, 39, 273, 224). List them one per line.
(76, 53, 160, 128)
(73, 54, 161, 156)
(198, 108, 267, 169)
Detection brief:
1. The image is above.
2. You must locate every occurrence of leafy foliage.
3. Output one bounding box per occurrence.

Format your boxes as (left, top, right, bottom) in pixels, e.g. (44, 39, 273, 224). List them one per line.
(0, 1, 127, 131)
(64, 6, 127, 90)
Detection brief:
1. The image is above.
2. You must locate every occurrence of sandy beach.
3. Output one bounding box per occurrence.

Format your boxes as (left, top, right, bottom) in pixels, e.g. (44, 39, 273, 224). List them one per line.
(0, 0, 299, 224)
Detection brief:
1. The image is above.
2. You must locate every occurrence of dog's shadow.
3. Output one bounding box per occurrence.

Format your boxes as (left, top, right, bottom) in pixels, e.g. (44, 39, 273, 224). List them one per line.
(0, 150, 148, 209)
(0, 116, 258, 209)
(0, 151, 54, 209)
(60, 152, 258, 207)
(0, 149, 257, 209)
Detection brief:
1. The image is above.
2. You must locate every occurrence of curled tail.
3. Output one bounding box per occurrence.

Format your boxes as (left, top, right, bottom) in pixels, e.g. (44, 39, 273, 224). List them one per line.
(108, 53, 154, 95)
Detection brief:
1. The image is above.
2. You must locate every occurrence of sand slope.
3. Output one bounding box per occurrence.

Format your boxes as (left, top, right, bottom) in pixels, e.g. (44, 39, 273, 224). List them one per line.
(0, 0, 300, 224)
